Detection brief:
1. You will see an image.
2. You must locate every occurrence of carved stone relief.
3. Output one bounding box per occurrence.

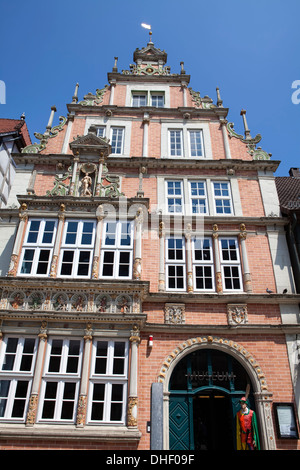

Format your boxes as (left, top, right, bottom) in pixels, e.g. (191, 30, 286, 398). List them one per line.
(164, 303, 185, 324)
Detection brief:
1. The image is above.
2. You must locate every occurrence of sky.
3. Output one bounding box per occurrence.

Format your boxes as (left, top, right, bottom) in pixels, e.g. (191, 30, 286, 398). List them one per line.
(0, 0, 299, 176)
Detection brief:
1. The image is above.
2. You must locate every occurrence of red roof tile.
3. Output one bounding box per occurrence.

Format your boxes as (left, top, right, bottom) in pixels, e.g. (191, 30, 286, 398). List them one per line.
(0, 118, 31, 147)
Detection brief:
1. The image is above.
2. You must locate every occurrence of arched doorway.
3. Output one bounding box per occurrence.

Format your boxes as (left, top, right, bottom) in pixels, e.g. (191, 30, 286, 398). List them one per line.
(168, 348, 257, 450)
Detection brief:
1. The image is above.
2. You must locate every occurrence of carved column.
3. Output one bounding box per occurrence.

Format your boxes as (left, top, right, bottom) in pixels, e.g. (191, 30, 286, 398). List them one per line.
(50, 204, 65, 277)
(26, 322, 48, 426)
(220, 118, 232, 159)
(7, 204, 28, 277)
(109, 79, 116, 105)
(213, 224, 223, 293)
(128, 325, 140, 428)
(95, 155, 106, 196)
(158, 221, 165, 292)
(92, 206, 104, 279)
(185, 224, 193, 293)
(239, 224, 252, 293)
(142, 113, 150, 157)
(76, 323, 93, 427)
(181, 79, 187, 107)
(69, 155, 79, 195)
(133, 208, 143, 280)
(61, 113, 74, 154)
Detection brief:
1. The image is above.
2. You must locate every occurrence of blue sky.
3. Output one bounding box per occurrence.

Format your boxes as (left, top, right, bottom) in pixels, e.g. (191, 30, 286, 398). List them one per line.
(0, 0, 299, 176)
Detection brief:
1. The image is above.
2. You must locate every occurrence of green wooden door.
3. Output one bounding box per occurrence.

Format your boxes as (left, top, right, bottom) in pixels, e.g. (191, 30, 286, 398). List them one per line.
(169, 395, 194, 450)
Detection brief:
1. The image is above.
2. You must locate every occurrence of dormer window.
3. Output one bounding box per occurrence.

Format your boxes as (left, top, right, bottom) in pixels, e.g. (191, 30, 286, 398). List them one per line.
(132, 94, 147, 107)
(131, 91, 165, 108)
(151, 93, 164, 108)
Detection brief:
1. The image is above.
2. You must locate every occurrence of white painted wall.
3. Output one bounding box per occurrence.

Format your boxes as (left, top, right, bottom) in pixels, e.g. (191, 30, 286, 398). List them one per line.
(0, 219, 18, 275)
(267, 227, 296, 293)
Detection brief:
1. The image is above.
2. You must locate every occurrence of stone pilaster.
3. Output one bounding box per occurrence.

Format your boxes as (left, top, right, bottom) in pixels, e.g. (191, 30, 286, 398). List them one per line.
(128, 325, 140, 428)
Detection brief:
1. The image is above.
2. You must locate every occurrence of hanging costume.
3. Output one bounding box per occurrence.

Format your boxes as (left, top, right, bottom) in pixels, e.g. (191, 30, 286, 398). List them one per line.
(236, 402, 260, 450)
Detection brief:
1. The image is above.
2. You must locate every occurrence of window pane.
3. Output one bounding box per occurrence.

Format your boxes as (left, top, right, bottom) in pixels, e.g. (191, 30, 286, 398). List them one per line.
(105, 223, 116, 245)
(42, 221, 55, 244)
(11, 381, 29, 418)
(60, 251, 74, 275)
(81, 222, 94, 245)
(97, 127, 105, 138)
(170, 130, 182, 156)
(110, 384, 123, 421)
(102, 251, 114, 276)
(20, 249, 34, 274)
(120, 223, 131, 246)
(65, 222, 78, 244)
(118, 252, 130, 277)
(132, 94, 147, 106)
(27, 221, 40, 243)
(36, 249, 50, 274)
(189, 130, 203, 157)
(20, 339, 35, 371)
(111, 128, 124, 154)
(91, 384, 105, 421)
(94, 341, 108, 374)
(151, 94, 164, 107)
(61, 382, 76, 420)
(48, 340, 62, 372)
(77, 251, 91, 276)
(66, 340, 80, 373)
(2, 338, 18, 370)
(0, 380, 10, 417)
(42, 382, 57, 419)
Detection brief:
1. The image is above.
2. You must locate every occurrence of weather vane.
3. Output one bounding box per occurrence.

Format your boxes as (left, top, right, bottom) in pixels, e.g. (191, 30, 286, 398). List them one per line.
(141, 23, 152, 42)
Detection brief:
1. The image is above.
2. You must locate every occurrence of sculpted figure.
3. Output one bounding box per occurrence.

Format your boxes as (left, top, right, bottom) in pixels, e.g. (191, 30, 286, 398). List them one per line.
(236, 397, 260, 450)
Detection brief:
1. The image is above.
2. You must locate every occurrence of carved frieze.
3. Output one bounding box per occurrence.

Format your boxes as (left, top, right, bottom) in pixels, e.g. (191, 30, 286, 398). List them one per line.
(1, 288, 142, 318)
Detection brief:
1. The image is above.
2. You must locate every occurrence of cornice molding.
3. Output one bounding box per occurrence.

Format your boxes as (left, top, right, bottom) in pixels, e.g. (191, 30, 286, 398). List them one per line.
(12, 153, 281, 173)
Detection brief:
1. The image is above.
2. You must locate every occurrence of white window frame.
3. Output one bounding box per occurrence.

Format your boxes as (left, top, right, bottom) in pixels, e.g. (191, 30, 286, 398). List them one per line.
(127, 84, 169, 108)
(165, 180, 184, 214)
(58, 219, 96, 279)
(100, 220, 134, 279)
(165, 236, 186, 291)
(37, 337, 83, 423)
(161, 122, 211, 159)
(96, 126, 106, 138)
(189, 180, 208, 215)
(212, 181, 234, 215)
(18, 219, 57, 277)
(192, 237, 215, 291)
(188, 129, 204, 157)
(131, 93, 147, 107)
(0, 336, 37, 422)
(110, 127, 125, 155)
(219, 237, 242, 291)
(85, 118, 131, 158)
(169, 129, 183, 157)
(150, 92, 165, 108)
(87, 339, 129, 425)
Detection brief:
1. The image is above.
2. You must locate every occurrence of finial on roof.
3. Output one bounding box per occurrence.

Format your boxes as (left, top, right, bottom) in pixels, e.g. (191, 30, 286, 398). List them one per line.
(20, 112, 25, 120)
(148, 30, 153, 44)
(112, 57, 118, 72)
(72, 83, 79, 103)
(240, 109, 252, 140)
(180, 62, 186, 75)
(216, 87, 223, 107)
(45, 106, 57, 134)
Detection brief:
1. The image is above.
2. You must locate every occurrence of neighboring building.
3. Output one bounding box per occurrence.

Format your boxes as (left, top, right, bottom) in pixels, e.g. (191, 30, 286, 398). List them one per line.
(276, 168, 300, 293)
(0, 34, 299, 451)
(0, 116, 31, 207)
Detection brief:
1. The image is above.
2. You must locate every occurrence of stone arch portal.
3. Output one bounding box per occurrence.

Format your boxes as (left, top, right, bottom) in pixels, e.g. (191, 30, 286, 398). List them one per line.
(157, 335, 277, 450)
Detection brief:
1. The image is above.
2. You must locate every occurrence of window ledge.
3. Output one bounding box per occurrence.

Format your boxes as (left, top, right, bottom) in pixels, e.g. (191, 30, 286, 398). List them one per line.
(0, 424, 141, 441)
